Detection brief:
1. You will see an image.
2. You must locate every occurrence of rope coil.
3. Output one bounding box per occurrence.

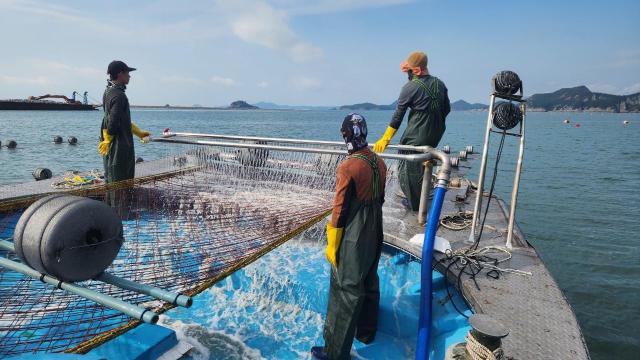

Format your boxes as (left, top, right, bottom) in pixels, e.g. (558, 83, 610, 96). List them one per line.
(465, 333, 505, 360)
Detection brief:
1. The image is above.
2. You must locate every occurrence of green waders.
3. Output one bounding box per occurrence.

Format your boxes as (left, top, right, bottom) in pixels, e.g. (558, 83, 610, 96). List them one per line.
(398, 77, 446, 210)
(101, 85, 135, 218)
(324, 154, 384, 360)
(101, 85, 135, 184)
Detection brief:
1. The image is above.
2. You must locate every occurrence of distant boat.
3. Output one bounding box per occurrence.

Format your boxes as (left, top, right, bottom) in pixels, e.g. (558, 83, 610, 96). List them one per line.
(563, 119, 570, 124)
(623, 120, 630, 125)
(0, 92, 98, 111)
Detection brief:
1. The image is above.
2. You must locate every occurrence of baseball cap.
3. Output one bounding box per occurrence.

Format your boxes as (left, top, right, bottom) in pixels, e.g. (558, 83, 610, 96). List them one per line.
(107, 60, 137, 77)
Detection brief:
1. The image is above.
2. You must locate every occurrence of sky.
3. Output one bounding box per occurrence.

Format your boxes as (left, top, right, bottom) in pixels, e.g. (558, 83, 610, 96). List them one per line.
(0, 0, 638, 106)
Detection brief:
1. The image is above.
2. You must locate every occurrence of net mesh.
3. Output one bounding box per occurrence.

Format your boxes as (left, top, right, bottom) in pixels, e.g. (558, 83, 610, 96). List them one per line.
(0, 143, 400, 356)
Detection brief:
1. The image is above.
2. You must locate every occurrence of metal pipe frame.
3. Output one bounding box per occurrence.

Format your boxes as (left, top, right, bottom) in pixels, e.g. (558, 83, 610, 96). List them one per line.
(417, 161, 433, 226)
(151, 137, 437, 162)
(96, 272, 193, 308)
(1, 238, 189, 311)
(0, 250, 158, 324)
(162, 131, 430, 153)
(152, 135, 450, 226)
(468, 95, 496, 244)
(505, 102, 526, 249)
(467, 94, 526, 248)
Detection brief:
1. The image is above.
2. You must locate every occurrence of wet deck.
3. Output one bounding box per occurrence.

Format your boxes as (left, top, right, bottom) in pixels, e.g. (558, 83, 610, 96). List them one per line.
(382, 167, 591, 359)
(0, 157, 192, 203)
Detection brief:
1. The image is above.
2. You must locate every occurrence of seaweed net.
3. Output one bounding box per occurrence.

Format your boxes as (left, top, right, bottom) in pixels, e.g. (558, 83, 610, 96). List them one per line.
(0, 143, 401, 357)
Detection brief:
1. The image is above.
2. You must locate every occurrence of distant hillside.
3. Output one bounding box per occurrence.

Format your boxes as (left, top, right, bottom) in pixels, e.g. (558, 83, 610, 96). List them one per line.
(253, 102, 333, 110)
(338, 101, 397, 111)
(451, 100, 488, 111)
(228, 100, 259, 109)
(527, 86, 640, 112)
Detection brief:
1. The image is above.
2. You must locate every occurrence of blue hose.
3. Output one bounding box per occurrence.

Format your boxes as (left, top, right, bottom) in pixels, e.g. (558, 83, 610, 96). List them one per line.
(416, 185, 447, 360)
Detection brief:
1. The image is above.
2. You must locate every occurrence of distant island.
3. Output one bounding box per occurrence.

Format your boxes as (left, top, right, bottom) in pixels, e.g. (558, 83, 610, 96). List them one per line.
(450, 100, 489, 111)
(338, 101, 398, 111)
(527, 86, 639, 112)
(132, 100, 260, 110)
(130, 86, 640, 113)
(252, 102, 333, 110)
(228, 100, 258, 109)
(337, 86, 640, 113)
(337, 99, 485, 111)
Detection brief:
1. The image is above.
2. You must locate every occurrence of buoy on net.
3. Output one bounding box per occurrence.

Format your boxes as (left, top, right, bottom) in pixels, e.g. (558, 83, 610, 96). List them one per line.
(459, 150, 468, 160)
(32, 168, 53, 181)
(13, 195, 124, 282)
(136, 157, 144, 163)
(623, 120, 630, 125)
(575, 123, 580, 128)
(563, 119, 570, 124)
(466, 145, 474, 154)
(5, 140, 17, 149)
(53, 136, 63, 144)
(442, 145, 451, 154)
(68, 136, 78, 145)
(450, 156, 459, 168)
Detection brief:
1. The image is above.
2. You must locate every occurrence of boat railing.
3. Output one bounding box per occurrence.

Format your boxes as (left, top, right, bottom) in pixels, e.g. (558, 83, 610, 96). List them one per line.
(151, 131, 451, 360)
(154, 131, 450, 227)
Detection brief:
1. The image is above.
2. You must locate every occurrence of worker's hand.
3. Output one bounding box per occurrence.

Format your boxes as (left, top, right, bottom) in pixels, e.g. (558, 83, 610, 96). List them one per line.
(373, 126, 397, 153)
(98, 129, 112, 156)
(373, 138, 390, 153)
(325, 223, 344, 269)
(131, 122, 150, 139)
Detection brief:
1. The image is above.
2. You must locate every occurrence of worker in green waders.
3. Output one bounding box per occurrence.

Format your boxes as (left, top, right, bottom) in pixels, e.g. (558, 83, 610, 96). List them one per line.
(98, 60, 150, 183)
(373, 51, 450, 210)
(311, 113, 387, 360)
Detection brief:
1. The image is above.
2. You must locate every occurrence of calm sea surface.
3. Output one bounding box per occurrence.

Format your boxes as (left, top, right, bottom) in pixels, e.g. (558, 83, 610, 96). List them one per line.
(0, 109, 638, 359)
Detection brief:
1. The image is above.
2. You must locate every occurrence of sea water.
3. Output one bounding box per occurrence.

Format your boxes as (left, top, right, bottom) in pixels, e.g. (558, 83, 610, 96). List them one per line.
(0, 109, 638, 359)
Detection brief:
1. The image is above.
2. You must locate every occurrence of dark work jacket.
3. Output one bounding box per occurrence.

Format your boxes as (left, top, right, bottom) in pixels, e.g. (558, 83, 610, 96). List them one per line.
(101, 82, 135, 182)
(390, 75, 450, 147)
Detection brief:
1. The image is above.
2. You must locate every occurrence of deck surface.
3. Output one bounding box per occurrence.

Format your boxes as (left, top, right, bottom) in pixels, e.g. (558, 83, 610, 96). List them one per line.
(0, 158, 189, 202)
(382, 165, 590, 359)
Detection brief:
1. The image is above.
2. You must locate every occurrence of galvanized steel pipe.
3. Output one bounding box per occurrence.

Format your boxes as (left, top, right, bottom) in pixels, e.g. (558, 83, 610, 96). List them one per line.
(96, 272, 192, 308)
(0, 249, 158, 324)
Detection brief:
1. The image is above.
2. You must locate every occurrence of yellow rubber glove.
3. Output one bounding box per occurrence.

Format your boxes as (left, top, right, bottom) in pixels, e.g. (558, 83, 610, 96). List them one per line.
(98, 129, 112, 156)
(131, 122, 150, 139)
(373, 126, 397, 153)
(325, 223, 344, 268)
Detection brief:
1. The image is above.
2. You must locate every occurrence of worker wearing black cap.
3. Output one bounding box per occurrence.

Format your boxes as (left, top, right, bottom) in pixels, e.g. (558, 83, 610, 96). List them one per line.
(99, 60, 150, 183)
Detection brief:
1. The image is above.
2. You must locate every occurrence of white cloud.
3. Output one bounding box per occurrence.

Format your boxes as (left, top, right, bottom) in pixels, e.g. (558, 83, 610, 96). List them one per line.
(0, 0, 118, 34)
(587, 82, 640, 95)
(290, 76, 321, 90)
(0, 74, 48, 85)
(30, 59, 102, 78)
(215, 0, 323, 63)
(587, 83, 618, 94)
(621, 82, 640, 95)
(211, 76, 237, 87)
(272, 0, 413, 15)
(258, 81, 269, 88)
(160, 75, 203, 85)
